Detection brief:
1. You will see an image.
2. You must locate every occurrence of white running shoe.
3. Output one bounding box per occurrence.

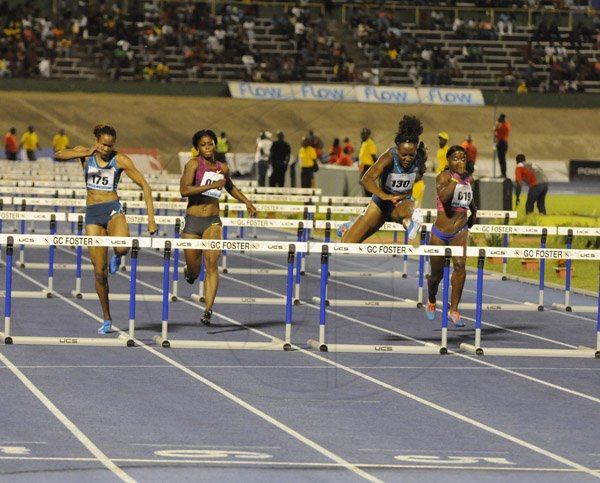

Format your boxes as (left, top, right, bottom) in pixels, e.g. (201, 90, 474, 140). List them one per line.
(406, 209, 423, 241)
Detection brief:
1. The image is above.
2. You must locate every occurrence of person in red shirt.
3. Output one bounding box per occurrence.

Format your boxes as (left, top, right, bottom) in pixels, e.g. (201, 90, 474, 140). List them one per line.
(515, 153, 548, 214)
(4, 127, 18, 161)
(328, 138, 342, 164)
(494, 113, 511, 178)
(461, 134, 477, 175)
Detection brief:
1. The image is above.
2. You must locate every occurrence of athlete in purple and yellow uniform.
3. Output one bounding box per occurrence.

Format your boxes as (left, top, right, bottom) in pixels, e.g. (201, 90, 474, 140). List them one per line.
(426, 145, 477, 327)
(339, 115, 427, 243)
(180, 129, 257, 326)
(55, 124, 157, 334)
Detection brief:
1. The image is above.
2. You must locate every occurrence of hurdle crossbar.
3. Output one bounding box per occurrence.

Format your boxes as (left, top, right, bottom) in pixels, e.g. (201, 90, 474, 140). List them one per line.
(152, 239, 302, 350)
(460, 247, 600, 358)
(308, 244, 463, 354)
(552, 227, 600, 313)
(0, 235, 152, 347)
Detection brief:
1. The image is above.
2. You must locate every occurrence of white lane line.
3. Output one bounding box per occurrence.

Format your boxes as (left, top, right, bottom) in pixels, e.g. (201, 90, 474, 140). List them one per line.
(3, 262, 382, 483)
(9, 247, 600, 478)
(0, 455, 595, 473)
(0, 353, 135, 483)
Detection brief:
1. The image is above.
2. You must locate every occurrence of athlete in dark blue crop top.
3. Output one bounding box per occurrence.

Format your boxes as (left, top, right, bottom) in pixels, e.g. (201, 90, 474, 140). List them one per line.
(55, 124, 157, 334)
(340, 115, 427, 243)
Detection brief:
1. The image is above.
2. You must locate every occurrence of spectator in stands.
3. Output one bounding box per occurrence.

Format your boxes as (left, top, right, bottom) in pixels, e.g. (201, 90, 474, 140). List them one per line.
(435, 132, 449, 173)
(514, 153, 548, 215)
(517, 80, 529, 94)
(497, 12, 515, 36)
(494, 114, 511, 178)
(255, 131, 272, 187)
(269, 131, 291, 187)
(408, 62, 422, 86)
(52, 128, 69, 153)
(215, 132, 229, 163)
(19, 125, 41, 161)
(4, 127, 19, 161)
(155, 60, 170, 82)
(337, 115, 426, 242)
(0, 56, 11, 78)
(425, 145, 476, 328)
(38, 57, 51, 78)
(461, 134, 477, 175)
(358, 127, 377, 196)
(298, 136, 318, 188)
(179, 128, 256, 326)
(54, 124, 157, 334)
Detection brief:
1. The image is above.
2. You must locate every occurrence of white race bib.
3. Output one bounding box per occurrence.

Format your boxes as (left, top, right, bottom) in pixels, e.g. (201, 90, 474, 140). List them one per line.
(200, 171, 225, 199)
(385, 172, 416, 194)
(86, 167, 115, 191)
(451, 183, 473, 208)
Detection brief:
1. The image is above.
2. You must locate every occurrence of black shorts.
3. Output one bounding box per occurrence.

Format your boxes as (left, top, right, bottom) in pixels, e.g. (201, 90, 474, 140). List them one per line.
(182, 214, 222, 236)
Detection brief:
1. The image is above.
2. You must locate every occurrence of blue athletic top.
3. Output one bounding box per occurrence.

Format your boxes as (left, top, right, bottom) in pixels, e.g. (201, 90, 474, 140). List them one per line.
(377, 147, 425, 196)
(84, 154, 123, 192)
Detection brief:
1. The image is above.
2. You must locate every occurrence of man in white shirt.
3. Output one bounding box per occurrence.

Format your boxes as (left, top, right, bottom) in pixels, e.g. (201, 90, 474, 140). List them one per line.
(255, 131, 273, 186)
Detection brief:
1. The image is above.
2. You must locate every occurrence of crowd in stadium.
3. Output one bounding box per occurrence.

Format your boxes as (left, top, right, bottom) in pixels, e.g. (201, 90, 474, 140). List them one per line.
(1, 0, 599, 91)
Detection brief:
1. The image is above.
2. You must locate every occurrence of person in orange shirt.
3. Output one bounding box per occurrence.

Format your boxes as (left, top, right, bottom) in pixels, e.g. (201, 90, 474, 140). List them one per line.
(494, 113, 511, 178)
(338, 137, 354, 166)
(4, 127, 19, 160)
(461, 134, 477, 175)
(515, 153, 548, 215)
(328, 138, 342, 164)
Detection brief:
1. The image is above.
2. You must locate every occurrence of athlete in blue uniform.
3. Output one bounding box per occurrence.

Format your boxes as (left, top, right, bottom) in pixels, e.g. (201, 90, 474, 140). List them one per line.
(55, 124, 157, 334)
(340, 115, 427, 243)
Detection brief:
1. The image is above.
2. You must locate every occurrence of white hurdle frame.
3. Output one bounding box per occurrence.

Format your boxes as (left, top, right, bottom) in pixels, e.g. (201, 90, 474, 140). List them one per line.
(552, 227, 600, 313)
(152, 238, 307, 350)
(460, 246, 600, 358)
(460, 226, 557, 311)
(0, 234, 152, 347)
(0, 212, 67, 298)
(307, 242, 464, 354)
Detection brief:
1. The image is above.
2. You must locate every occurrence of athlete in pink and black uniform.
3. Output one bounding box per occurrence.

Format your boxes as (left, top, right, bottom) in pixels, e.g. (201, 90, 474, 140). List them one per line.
(55, 124, 157, 334)
(425, 145, 477, 327)
(180, 129, 257, 325)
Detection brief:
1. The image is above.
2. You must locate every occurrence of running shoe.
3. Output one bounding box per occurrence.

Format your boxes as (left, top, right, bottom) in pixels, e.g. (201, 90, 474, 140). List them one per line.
(406, 209, 423, 241)
(109, 254, 122, 274)
(183, 265, 196, 285)
(336, 220, 353, 238)
(98, 320, 112, 334)
(201, 308, 213, 326)
(449, 310, 465, 328)
(425, 299, 436, 320)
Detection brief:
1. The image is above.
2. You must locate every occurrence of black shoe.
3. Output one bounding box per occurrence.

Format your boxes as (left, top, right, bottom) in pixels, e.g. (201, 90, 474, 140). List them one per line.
(201, 309, 213, 326)
(183, 266, 196, 285)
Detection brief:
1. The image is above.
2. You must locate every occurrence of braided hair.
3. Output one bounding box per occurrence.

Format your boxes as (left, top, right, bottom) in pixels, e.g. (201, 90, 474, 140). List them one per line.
(93, 124, 117, 139)
(394, 115, 423, 146)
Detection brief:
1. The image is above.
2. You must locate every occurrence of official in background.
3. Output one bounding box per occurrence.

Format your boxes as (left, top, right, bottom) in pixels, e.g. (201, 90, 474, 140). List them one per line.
(52, 129, 70, 153)
(494, 113, 511, 178)
(215, 131, 229, 163)
(4, 127, 18, 160)
(298, 136, 318, 188)
(514, 153, 548, 215)
(434, 131, 449, 173)
(20, 125, 41, 161)
(269, 130, 291, 187)
(358, 127, 377, 196)
(254, 131, 272, 186)
(461, 134, 477, 175)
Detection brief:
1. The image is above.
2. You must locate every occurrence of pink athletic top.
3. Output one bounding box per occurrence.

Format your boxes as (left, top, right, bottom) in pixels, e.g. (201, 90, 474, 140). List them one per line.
(194, 156, 224, 186)
(437, 175, 473, 213)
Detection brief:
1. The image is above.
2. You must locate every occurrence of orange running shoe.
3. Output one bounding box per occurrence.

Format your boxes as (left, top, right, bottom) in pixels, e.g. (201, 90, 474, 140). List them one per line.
(425, 300, 436, 320)
(449, 310, 465, 328)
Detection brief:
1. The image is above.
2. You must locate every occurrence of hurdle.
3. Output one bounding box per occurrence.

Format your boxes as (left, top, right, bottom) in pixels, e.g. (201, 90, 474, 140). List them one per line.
(0, 234, 152, 347)
(152, 238, 306, 350)
(460, 246, 600, 358)
(0, 212, 68, 298)
(460, 226, 557, 311)
(552, 227, 600, 313)
(307, 243, 463, 354)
